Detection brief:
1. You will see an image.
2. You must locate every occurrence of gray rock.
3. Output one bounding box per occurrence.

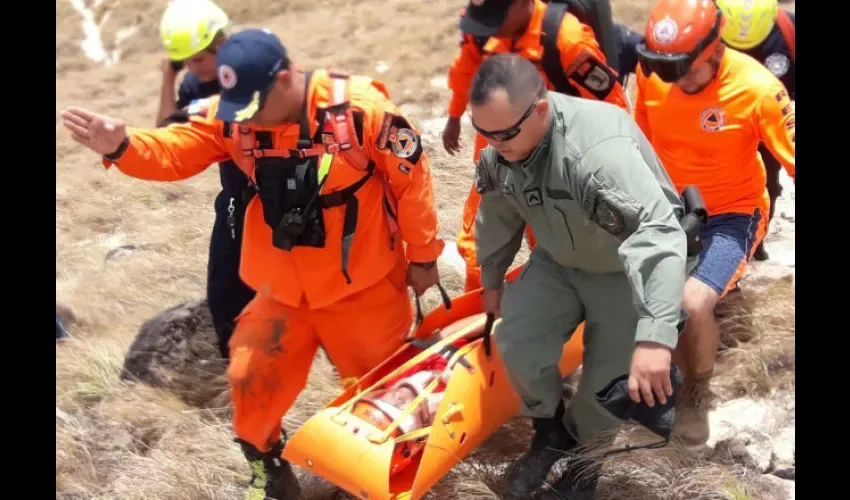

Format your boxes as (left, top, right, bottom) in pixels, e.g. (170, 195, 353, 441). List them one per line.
(771, 426, 795, 470)
(120, 299, 228, 407)
(56, 302, 76, 327)
(759, 474, 795, 500)
(712, 430, 773, 473)
(707, 398, 781, 447)
(772, 466, 795, 480)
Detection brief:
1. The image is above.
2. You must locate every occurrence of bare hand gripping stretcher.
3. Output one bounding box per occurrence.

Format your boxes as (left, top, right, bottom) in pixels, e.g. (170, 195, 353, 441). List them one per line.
(282, 268, 585, 500)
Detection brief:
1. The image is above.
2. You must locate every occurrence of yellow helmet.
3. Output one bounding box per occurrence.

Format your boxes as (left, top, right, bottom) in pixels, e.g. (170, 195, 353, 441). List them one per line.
(159, 0, 230, 61)
(715, 0, 778, 50)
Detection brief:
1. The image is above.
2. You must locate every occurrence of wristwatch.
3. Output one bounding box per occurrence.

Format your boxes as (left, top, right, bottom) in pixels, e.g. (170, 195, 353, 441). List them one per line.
(104, 136, 130, 161)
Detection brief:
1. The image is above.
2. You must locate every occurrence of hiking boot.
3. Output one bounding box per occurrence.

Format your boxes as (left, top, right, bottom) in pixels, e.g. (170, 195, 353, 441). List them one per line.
(537, 458, 601, 500)
(671, 371, 714, 448)
(238, 438, 302, 500)
(503, 401, 577, 499)
(753, 242, 769, 261)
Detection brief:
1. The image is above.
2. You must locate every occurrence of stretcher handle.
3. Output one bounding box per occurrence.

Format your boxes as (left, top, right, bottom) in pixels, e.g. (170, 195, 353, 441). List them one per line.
(461, 313, 497, 360)
(408, 282, 452, 341)
(482, 313, 495, 358)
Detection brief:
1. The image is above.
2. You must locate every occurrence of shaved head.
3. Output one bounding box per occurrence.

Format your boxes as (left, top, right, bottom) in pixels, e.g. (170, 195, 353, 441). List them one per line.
(468, 53, 551, 163)
(469, 53, 547, 108)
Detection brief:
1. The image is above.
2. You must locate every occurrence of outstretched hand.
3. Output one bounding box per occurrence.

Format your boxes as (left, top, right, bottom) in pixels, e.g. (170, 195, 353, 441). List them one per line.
(61, 107, 127, 156)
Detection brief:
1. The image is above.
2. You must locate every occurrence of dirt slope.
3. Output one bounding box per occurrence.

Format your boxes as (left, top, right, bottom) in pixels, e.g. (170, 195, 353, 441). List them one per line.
(56, 1, 795, 499)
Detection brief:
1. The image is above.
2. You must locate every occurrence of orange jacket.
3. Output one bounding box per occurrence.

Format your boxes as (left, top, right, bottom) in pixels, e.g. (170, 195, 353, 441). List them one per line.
(634, 48, 796, 217)
(447, 0, 628, 118)
(103, 70, 445, 309)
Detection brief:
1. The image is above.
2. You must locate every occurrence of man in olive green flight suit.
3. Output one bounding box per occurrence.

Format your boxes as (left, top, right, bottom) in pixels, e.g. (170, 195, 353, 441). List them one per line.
(469, 53, 691, 500)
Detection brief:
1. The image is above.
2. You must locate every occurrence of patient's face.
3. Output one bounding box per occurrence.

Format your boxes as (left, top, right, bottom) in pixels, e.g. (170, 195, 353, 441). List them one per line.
(381, 386, 418, 407)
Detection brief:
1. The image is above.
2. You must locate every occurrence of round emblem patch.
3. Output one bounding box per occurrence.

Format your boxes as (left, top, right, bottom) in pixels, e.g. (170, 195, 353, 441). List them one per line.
(699, 106, 725, 132)
(217, 64, 237, 90)
(390, 128, 419, 159)
(764, 53, 790, 77)
(595, 200, 624, 235)
(652, 17, 678, 44)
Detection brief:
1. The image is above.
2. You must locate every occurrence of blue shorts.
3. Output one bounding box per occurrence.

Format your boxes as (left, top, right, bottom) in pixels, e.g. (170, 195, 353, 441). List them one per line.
(690, 210, 766, 296)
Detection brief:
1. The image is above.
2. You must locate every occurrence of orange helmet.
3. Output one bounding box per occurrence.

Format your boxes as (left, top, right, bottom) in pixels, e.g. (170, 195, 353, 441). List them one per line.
(636, 0, 725, 82)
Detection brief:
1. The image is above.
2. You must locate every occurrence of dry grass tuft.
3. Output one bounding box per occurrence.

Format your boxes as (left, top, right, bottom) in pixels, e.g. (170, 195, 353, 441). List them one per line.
(713, 276, 795, 400)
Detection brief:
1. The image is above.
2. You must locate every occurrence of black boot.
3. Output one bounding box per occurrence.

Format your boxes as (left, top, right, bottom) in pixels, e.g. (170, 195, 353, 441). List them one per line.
(755, 198, 776, 262)
(503, 400, 577, 499)
(753, 242, 769, 261)
(238, 438, 302, 500)
(537, 456, 601, 500)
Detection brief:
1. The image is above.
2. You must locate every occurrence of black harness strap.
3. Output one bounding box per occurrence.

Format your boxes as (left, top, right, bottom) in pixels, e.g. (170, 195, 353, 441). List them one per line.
(540, 1, 582, 96)
(317, 161, 375, 284)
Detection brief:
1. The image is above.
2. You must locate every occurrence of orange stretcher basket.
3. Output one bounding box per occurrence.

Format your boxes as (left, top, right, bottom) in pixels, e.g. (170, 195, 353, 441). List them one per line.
(282, 267, 586, 500)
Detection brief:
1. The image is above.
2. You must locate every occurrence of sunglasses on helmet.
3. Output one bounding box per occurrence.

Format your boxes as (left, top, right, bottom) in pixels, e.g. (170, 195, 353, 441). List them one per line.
(472, 97, 540, 142)
(636, 9, 722, 83)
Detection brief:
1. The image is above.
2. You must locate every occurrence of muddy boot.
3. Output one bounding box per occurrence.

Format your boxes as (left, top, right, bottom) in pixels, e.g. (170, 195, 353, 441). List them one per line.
(753, 242, 769, 261)
(503, 401, 576, 499)
(538, 456, 601, 500)
(238, 438, 302, 500)
(671, 371, 714, 448)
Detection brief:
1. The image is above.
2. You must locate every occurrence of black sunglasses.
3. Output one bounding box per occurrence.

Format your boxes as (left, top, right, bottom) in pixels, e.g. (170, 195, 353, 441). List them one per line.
(472, 96, 540, 142)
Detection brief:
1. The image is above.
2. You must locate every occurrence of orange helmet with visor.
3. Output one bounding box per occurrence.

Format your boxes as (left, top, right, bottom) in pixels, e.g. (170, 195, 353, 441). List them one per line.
(636, 0, 726, 83)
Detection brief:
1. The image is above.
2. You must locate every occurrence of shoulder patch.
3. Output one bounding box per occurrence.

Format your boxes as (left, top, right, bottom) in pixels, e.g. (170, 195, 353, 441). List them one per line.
(376, 113, 423, 165)
(584, 173, 641, 240)
(764, 53, 790, 77)
(568, 52, 617, 100)
(594, 199, 625, 235)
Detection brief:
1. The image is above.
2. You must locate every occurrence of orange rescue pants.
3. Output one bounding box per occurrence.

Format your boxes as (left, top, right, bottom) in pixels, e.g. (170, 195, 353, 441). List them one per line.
(227, 260, 413, 452)
(457, 132, 537, 292)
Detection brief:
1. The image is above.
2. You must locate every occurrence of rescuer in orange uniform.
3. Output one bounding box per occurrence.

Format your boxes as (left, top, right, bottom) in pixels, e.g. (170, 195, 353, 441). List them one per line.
(443, 0, 629, 292)
(633, 0, 795, 448)
(60, 29, 445, 500)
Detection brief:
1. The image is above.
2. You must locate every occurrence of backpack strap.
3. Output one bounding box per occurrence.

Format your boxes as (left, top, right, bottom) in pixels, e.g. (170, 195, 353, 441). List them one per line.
(775, 10, 795, 62)
(325, 74, 371, 172)
(315, 73, 379, 283)
(539, 1, 581, 96)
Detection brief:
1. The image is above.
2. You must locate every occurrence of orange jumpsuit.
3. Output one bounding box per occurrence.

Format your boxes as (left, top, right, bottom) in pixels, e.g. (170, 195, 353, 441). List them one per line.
(448, 0, 630, 291)
(634, 48, 795, 296)
(102, 70, 445, 452)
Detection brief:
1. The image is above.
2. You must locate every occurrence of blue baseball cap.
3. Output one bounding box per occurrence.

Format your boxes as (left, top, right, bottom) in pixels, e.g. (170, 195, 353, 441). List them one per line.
(215, 29, 290, 122)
